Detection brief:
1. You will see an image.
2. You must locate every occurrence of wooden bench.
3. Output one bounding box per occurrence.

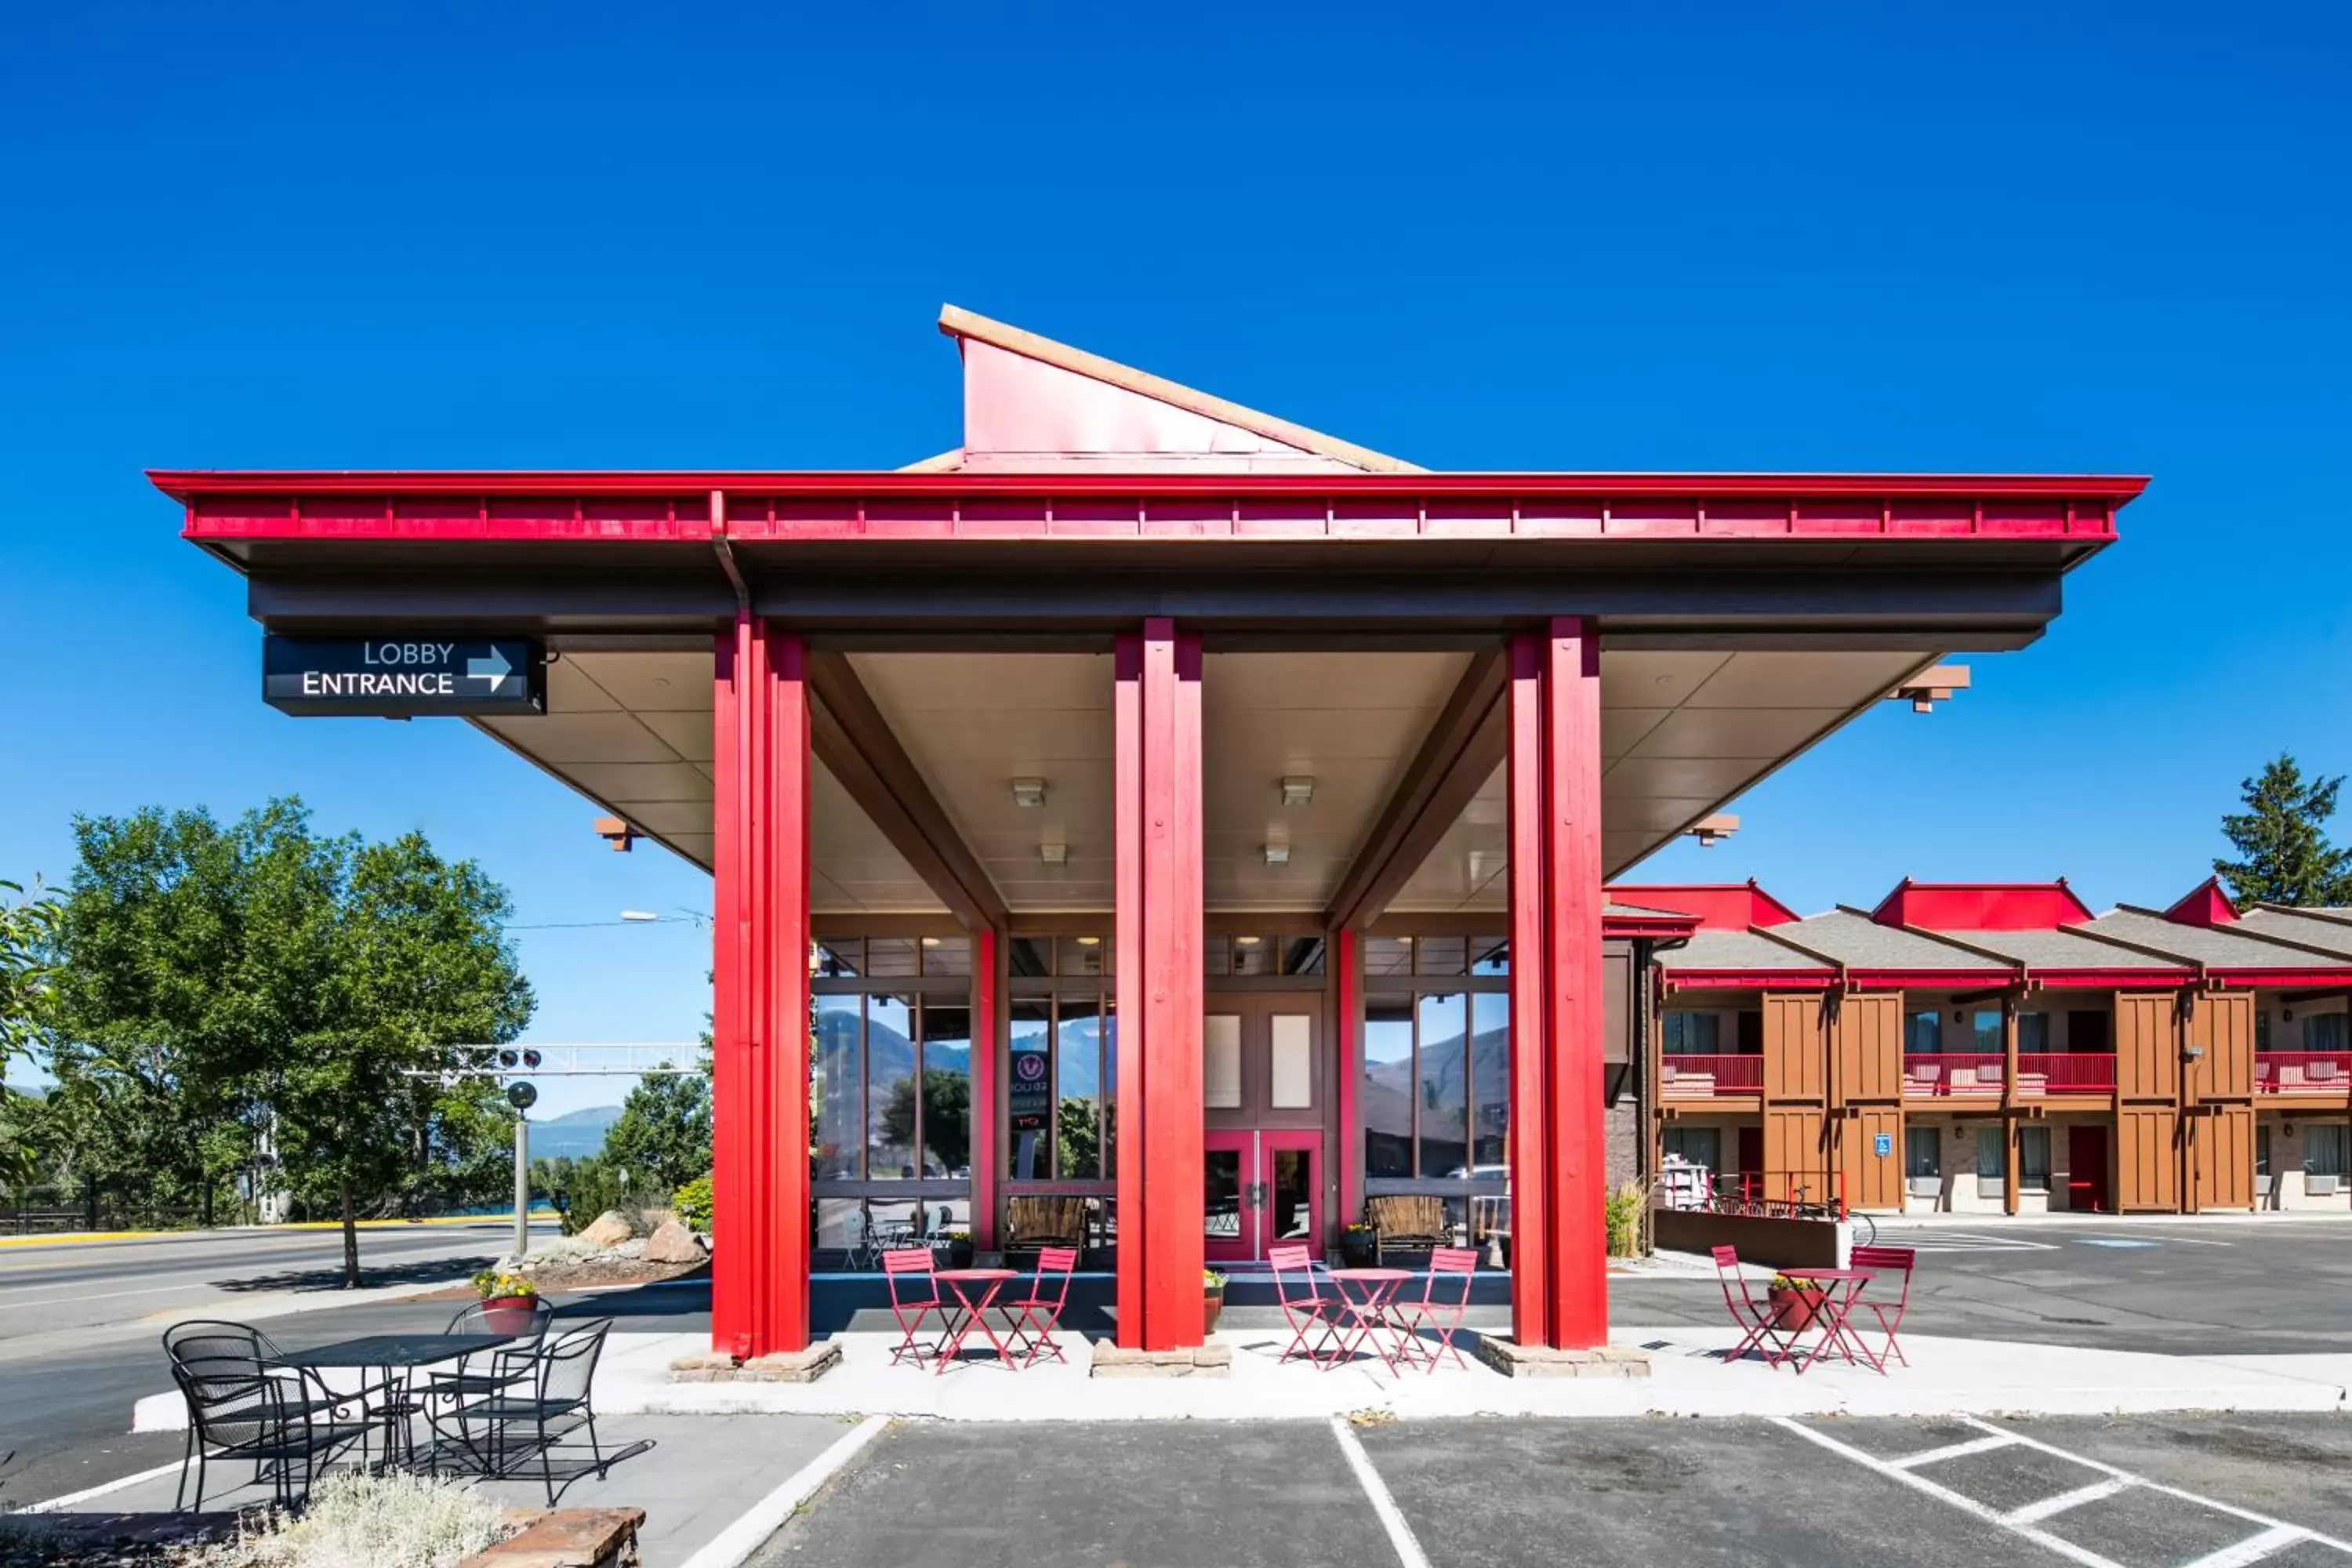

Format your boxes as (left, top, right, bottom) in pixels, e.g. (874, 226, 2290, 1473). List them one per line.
(1005, 1195, 1090, 1252)
(1366, 1194, 1449, 1264)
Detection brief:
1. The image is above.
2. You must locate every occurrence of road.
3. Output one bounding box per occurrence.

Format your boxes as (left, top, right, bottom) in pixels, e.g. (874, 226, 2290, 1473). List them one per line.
(0, 1221, 547, 1501)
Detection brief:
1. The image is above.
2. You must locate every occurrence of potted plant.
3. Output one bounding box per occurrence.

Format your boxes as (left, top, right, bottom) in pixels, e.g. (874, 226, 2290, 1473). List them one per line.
(1766, 1273, 1825, 1331)
(470, 1268, 541, 1333)
(1203, 1269, 1228, 1333)
(1340, 1221, 1379, 1270)
(946, 1230, 975, 1269)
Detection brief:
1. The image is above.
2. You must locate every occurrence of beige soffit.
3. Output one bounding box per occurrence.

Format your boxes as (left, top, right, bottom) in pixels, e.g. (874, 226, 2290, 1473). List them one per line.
(938, 304, 1425, 475)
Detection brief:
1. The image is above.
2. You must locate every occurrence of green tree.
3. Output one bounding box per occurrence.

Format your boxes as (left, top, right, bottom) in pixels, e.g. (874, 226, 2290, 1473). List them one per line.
(1054, 1096, 1099, 1179)
(0, 880, 60, 1190)
(880, 1069, 971, 1174)
(601, 1067, 713, 1193)
(2214, 754, 2352, 909)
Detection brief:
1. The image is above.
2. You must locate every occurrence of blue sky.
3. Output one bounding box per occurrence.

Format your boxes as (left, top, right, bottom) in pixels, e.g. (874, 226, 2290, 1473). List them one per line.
(3, 5, 2347, 1116)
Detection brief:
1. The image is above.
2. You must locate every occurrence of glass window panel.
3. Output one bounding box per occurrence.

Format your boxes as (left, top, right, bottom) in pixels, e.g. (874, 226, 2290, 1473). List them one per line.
(921, 937, 970, 977)
(811, 994, 862, 1179)
(2308, 1013, 2349, 1051)
(920, 1004, 971, 1178)
(1906, 1011, 1941, 1054)
(2305, 1123, 2349, 1177)
(1363, 997, 1414, 1178)
(1471, 937, 1508, 975)
(1200, 936, 1232, 976)
(866, 994, 917, 1178)
(1472, 993, 1509, 1167)
(1229, 935, 1276, 975)
(1007, 937, 1052, 978)
(1663, 1126, 1720, 1172)
(1269, 1147, 1313, 1241)
(866, 938, 920, 978)
(2258, 1010, 2272, 1051)
(1976, 1127, 2004, 1178)
(1007, 1000, 1053, 1179)
(1280, 936, 1327, 975)
(1102, 1000, 1119, 1179)
(1364, 937, 1413, 978)
(1057, 999, 1103, 1178)
(1203, 1148, 1242, 1243)
(812, 938, 862, 978)
(814, 1196, 863, 1258)
(2018, 1013, 2050, 1053)
(1415, 935, 1468, 977)
(1203, 1013, 1243, 1109)
(2257, 1123, 2271, 1178)
(1906, 1127, 1939, 1178)
(1417, 992, 1469, 1176)
(2019, 1125, 2050, 1189)
(1972, 1009, 2005, 1053)
(1058, 935, 1109, 978)
(1663, 1011, 1720, 1054)
(1270, 1012, 1313, 1108)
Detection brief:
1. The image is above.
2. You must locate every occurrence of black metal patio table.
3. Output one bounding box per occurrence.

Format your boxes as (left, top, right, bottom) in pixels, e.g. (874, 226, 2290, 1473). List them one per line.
(281, 1333, 516, 1469)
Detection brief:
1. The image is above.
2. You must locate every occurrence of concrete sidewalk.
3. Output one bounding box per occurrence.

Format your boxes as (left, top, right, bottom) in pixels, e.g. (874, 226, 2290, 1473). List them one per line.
(135, 1323, 2350, 1432)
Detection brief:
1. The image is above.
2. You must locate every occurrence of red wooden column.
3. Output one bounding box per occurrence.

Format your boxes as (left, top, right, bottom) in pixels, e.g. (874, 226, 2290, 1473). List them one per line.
(970, 926, 1002, 1250)
(1505, 616, 1608, 1349)
(710, 614, 814, 1359)
(1112, 619, 1205, 1350)
(1333, 927, 1364, 1232)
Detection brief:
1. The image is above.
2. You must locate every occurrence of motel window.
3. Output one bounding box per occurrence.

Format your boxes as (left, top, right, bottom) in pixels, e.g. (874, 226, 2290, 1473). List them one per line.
(1662, 1011, 1721, 1055)
(2258, 1010, 2272, 1051)
(2308, 1014, 2350, 1052)
(1906, 1011, 1941, 1054)
(1971, 1009, 2004, 1053)
(1905, 1127, 1939, 1180)
(1663, 1126, 1720, 1173)
(2258, 1124, 2271, 1180)
(810, 990, 973, 1184)
(2018, 1126, 2050, 1192)
(1975, 1127, 2003, 1197)
(1005, 994, 1114, 1182)
(1363, 953, 1511, 1185)
(2305, 1123, 2350, 1178)
(2017, 1014, 2051, 1054)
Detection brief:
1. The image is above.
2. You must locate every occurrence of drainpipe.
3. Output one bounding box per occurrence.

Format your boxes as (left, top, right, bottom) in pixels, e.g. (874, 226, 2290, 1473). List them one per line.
(710, 488, 751, 610)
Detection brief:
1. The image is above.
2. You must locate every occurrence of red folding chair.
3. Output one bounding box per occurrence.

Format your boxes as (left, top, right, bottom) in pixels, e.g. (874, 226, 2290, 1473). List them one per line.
(1269, 1243, 1341, 1367)
(1848, 1243, 1916, 1370)
(1711, 1245, 1799, 1368)
(1395, 1247, 1479, 1371)
(882, 1247, 946, 1367)
(1003, 1246, 1080, 1368)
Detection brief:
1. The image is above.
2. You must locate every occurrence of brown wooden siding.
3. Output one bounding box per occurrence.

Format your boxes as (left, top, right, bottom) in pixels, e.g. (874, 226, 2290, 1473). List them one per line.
(1763, 994, 1827, 1102)
(2117, 1105, 2180, 1211)
(2114, 992, 2180, 1102)
(2191, 1105, 2255, 1211)
(1763, 1106, 1827, 1204)
(1841, 1105, 1904, 1211)
(2187, 992, 2255, 1102)
(1831, 993, 1903, 1105)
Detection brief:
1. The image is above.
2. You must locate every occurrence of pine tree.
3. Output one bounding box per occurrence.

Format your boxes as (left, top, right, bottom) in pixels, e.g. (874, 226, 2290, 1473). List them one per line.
(2214, 754, 2352, 908)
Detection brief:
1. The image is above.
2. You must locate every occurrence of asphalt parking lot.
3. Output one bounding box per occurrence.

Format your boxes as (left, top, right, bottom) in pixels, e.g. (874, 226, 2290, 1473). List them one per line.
(754, 1414, 2352, 1568)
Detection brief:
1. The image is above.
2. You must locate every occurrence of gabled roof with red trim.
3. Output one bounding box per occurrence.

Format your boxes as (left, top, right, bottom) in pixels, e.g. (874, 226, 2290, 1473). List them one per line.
(1604, 882, 1801, 931)
(1870, 880, 2097, 931)
(2163, 877, 2241, 927)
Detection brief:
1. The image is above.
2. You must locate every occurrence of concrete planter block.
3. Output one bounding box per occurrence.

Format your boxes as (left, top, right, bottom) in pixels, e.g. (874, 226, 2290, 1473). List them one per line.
(667, 1341, 841, 1383)
(1089, 1343, 1233, 1379)
(1473, 1337, 1653, 1379)
(459, 1507, 645, 1568)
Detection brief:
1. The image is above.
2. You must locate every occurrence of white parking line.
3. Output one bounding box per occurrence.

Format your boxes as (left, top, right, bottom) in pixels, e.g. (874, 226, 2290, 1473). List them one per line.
(1889, 1433, 2019, 1469)
(22, 1458, 192, 1515)
(2007, 1477, 2133, 1525)
(1330, 1417, 1432, 1568)
(677, 1413, 891, 1568)
(2183, 1524, 2314, 1567)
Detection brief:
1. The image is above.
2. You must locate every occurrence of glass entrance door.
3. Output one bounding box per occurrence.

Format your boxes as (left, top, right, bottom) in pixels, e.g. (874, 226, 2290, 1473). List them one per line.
(1202, 1129, 1322, 1262)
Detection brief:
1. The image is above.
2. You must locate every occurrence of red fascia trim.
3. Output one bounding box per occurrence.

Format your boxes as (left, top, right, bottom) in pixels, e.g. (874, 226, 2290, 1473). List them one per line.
(2209, 970, 2352, 989)
(2028, 968, 2198, 989)
(1601, 914, 1704, 940)
(1843, 968, 2020, 990)
(1664, 971, 1838, 992)
(150, 469, 2152, 503)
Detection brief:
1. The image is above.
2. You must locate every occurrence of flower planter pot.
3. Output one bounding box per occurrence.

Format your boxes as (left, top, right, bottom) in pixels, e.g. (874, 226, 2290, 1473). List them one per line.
(1766, 1286, 1824, 1332)
(946, 1240, 975, 1269)
(1339, 1229, 1378, 1270)
(1203, 1290, 1224, 1334)
(479, 1294, 540, 1334)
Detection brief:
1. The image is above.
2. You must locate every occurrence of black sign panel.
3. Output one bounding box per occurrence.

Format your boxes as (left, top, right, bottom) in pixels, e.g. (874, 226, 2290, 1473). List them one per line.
(264, 636, 546, 717)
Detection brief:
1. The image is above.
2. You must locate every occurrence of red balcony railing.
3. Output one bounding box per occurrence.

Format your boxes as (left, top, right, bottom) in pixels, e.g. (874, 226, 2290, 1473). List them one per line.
(1902, 1053, 2005, 1094)
(2017, 1053, 2116, 1093)
(1659, 1054, 1763, 1097)
(2256, 1051, 2352, 1093)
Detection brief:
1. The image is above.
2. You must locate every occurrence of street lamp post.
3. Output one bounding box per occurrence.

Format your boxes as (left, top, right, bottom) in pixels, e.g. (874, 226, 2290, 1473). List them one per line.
(506, 1080, 538, 1259)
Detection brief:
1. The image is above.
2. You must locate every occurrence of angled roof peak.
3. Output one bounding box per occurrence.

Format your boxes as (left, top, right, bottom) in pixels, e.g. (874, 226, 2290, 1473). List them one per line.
(2161, 876, 2241, 927)
(933, 304, 1421, 476)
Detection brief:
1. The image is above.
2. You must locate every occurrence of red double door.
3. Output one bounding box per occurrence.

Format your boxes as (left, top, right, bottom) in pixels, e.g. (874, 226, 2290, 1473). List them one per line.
(1203, 1130, 1322, 1263)
(1200, 995, 1324, 1264)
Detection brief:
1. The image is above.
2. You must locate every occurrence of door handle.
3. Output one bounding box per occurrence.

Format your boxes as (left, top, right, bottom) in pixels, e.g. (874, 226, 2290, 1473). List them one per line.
(1246, 1182, 1266, 1210)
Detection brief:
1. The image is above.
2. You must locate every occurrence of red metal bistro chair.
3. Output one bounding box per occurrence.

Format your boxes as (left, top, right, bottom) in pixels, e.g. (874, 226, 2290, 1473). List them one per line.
(1395, 1247, 1479, 1371)
(1848, 1244, 1917, 1370)
(1003, 1247, 1080, 1368)
(1269, 1243, 1341, 1367)
(1710, 1246, 1799, 1368)
(882, 1247, 947, 1367)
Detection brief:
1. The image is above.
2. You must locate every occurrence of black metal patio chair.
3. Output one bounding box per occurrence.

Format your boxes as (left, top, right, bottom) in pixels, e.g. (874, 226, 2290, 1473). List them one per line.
(416, 1298, 557, 1472)
(447, 1318, 614, 1505)
(164, 1323, 375, 1511)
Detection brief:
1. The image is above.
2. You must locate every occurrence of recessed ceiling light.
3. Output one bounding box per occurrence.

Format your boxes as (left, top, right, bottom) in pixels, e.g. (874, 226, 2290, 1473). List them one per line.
(1011, 777, 1047, 808)
(920, 936, 941, 948)
(1280, 776, 1316, 808)
(1263, 843, 1290, 866)
(1397, 935, 1414, 946)
(1040, 841, 1068, 866)
(1235, 935, 1262, 946)
(1076, 935, 1101, 946)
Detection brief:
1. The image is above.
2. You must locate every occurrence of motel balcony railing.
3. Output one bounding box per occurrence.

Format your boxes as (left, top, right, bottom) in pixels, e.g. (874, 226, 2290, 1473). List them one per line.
(1902, 1052, 2006, 1095)
(1904, 1052, 2118, 1096)
(2256, 1051, 2352, 1094)
(1659, 1054, 1763, 1098)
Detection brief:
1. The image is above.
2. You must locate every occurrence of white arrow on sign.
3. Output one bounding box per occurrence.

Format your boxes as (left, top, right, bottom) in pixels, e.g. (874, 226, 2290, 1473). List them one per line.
(466, 645, 513, 690)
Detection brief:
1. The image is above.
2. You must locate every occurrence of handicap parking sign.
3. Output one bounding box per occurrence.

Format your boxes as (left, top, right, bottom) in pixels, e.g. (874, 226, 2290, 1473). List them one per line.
(1873, 1131, 1893, 1158)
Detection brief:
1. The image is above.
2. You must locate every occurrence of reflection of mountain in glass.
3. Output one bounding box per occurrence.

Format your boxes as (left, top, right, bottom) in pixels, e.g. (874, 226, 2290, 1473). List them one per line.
(1362, 1023, 1508, 1173)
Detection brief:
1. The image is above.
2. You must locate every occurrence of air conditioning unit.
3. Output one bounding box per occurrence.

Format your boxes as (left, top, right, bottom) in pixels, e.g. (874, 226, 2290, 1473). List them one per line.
(2307, 1174, 2341, 1197)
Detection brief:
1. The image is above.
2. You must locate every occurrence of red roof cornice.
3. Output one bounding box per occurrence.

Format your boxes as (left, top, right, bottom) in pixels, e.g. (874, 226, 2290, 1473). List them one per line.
(149, 470, 2151, 503)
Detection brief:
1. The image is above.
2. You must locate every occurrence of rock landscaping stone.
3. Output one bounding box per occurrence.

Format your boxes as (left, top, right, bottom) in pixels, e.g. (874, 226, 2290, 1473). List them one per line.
(459, 1506, 645, 1568)
(1472, 1336, 1653, 1379)
(1088, 1342, 1232, 1378)
(641, 1218, 705, 1264)
(667, 1340, 840, 1383)
(575, 1210, 635, 1249)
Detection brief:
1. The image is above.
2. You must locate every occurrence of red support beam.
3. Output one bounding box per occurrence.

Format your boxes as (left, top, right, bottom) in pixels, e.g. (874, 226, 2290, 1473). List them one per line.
(1334, 927, 1363, 1232)
(1506, 617, 1609, 1349)
(710, 615, 813, 1359)
(971, 926, 1001, 1250)
(1113, 619, 1206, 1351)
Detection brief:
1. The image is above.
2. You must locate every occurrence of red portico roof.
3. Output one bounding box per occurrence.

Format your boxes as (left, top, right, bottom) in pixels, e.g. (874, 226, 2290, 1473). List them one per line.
(1870, 879, 2097, 931)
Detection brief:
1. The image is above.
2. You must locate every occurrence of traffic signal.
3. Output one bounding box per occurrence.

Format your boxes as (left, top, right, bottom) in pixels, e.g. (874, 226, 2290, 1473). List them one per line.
(497, 1049, 519, 1069)
(521, 1049, 543, 1069)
